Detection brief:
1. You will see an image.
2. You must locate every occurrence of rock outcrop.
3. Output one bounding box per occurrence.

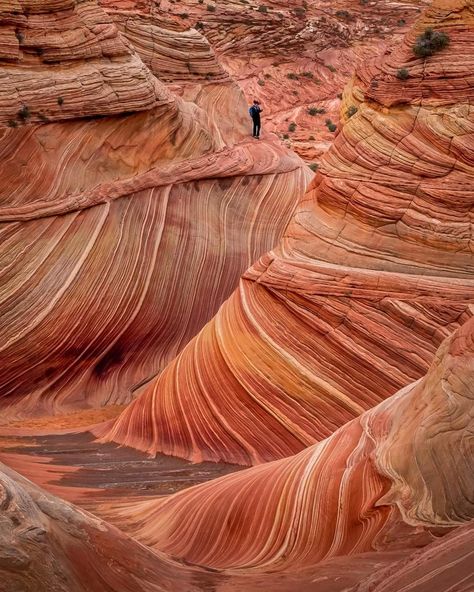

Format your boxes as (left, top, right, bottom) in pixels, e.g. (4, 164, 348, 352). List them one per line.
(0, 0, 310, 418)
(101, 317, 474, 571)
(99, 0, 474, 465)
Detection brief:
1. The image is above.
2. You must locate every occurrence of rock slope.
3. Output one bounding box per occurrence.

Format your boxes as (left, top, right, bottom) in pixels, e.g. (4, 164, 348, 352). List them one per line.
(0, 0, 310, 418)
(99, 0, 474, 465)
(102, 317, 474, 571)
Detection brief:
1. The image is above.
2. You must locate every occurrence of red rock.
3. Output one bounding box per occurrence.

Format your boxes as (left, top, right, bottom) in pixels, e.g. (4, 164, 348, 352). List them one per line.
(98, 0, 474, 465)
(101, 318, 474, 571)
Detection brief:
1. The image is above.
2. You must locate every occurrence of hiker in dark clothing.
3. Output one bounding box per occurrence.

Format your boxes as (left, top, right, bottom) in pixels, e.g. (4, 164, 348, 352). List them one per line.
(249, 100, 263, 138)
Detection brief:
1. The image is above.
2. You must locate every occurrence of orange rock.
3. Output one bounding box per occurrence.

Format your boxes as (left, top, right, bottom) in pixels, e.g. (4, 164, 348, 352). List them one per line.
(99, 0, 474, 465)
(102, 318, 474, 571)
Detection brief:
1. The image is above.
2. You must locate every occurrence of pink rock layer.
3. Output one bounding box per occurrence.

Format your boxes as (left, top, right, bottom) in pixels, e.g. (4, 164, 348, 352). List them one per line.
(98, 0, 474, 465)
(101, 317, 474, 571)
(0, 0, 311, 418)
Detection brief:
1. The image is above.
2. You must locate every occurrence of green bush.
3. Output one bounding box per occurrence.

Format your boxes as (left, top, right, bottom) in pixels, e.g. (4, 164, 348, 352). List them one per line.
(258, 5, 268, 12)
(179, 12, 189, 18)
(328, 123, 337, 132)
(7, 119, 18, 128)
(18, 105, 30, 121)
(413, 28, 449, 58)
(308, 106, 325, 116)
(309, 163, 318, 172)
(326, 64, 336, 73)
(57, 96, 64, 106)
(335, 10, 351, 19)
(288, 122, 297, 132)
(206, 3, 216, 11)
(287, 72, 299, 80)
(282, 133, 289, 139)
(396, 68, 409, 80)
(347, 105, 358, 117)
(257, 79, 265, 86)
(397, 18, 406, 26)
(302, 71, 314, 78)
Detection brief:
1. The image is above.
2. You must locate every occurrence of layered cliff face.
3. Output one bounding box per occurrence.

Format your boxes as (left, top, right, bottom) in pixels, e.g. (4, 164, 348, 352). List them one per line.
(99, 0, 474, 465)
(0, 0, 310, 418)
(98, 0, 429, 163)
(101, 318, 474, 571)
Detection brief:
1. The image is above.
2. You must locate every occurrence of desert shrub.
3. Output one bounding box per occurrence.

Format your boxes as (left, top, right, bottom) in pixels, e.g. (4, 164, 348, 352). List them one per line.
(309, 135, 315, 140)
(264, 73, 271, 79)
(287, 72, 299, 80)
(257, 79, 265, 86)
(179, 12, 189, 18)
(326, 64, 336, 72)
(206, 4, 216, 11)
(293, 6, 306, 16)
(347, 105, 358, 117)
(328, 123, 337, 132)
(57, 96, 64, 106)
(396, 68, 409, 80)
(18, 105, 30, 121)
(38, 113, 50, 123)
(308, 106, 325, 116)
(7, 119, 18, 128)
(302, 71, 313, 78)
(195, 21, 204, 28)
(282, 133, 289, 139)
(335, 10, 351, 19)
(15, 30, 24, 43)
(288, 122, 297, 132)
(413, 28, 449, 58)
(309, 163, 318, 172)
(258, 5, 268, 12)
(397, 18, 406, 26)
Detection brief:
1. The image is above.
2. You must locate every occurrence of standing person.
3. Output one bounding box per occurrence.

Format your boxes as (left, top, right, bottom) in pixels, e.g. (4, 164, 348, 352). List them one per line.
(249, 100, 263, 139)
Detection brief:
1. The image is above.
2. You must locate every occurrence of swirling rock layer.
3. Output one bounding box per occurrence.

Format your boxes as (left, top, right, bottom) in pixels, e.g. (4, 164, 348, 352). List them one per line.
(99, 0, 474, 465)
(0, 0, 310, 418)
(103, 318, 474, 571)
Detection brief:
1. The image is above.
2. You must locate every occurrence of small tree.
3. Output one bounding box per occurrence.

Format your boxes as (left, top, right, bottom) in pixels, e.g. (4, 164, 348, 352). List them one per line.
(347, 105, 358, 117)
(413, 28, 449, 58)
(18, 105, 30, 121)
(396, 68, 409, 80)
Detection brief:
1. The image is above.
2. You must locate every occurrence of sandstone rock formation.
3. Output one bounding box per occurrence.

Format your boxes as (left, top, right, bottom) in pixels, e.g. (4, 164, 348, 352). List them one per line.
(2, 456, 472, 592)
(0, 0, 310, 418)
(0, 461, 208, 592)
(98, 0, 429, 164)
(101, 317, 474, 571)
(99, 0, 474, 465)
